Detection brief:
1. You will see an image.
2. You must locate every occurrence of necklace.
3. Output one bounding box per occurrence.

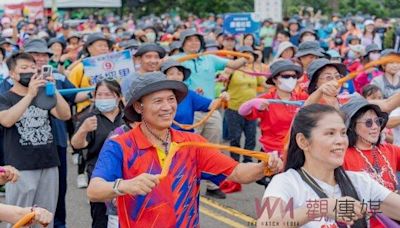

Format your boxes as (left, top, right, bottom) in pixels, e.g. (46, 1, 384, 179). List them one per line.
(355, 146, 398, 190)
(143, 121, 170, 153)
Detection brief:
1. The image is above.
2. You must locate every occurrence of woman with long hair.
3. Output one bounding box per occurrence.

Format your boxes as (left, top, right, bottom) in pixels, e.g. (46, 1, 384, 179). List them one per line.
(341, 96, 400, 227)
(258, 104, 400, 227)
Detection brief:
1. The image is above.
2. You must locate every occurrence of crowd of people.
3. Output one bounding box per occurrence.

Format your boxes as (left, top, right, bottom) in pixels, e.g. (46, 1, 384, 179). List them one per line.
(0, 8, 399, 228)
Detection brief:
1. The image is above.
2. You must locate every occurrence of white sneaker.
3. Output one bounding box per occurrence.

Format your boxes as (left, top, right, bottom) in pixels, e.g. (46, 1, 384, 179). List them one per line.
(72, 153, 79, 165)
(77, 174, 88, 189)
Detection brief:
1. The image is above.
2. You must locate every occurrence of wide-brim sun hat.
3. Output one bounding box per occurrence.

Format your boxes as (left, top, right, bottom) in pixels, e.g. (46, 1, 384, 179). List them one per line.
(24, 38, 53, 55)
(134, 43, 166, 58)
(294, 41, 325, 58)
(179, 29, 205, 52)
(124, 71, 188, 122)
(83, 33, 113, 55)
(307, 58, 347, 84)
(266, 59, 303, 85)
(340, 95, 388, 129)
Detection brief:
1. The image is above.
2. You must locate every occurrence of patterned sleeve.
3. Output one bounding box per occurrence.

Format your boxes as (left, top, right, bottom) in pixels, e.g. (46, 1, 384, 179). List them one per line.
(196, 136, 239, 185)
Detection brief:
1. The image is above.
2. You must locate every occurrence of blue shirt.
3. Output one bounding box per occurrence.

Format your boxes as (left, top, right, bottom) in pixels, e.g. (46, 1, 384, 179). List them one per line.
(0, 72, 76, 148)
(173, 90, 212, 132)
(175, 54, 229, 99)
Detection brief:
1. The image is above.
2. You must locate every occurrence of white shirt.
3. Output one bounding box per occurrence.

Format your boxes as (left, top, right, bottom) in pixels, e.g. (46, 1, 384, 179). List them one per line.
(263, 169, 391, 228)
(389, 107, 400, 146)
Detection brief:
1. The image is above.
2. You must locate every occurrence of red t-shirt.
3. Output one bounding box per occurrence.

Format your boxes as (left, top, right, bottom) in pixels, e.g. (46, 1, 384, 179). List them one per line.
(344, 144, 400, 228)
(244, 88, 309, 153)
(344, 144, 400, 191)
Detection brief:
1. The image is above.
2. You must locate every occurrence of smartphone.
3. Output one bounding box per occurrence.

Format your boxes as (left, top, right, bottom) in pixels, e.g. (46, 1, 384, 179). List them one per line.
(42, 65, 53, 80)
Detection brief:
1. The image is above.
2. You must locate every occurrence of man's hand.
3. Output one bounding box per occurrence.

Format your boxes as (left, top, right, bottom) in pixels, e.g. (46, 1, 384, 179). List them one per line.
(27, 74, 46, 98)
(0, 166, 19, 185)
(119, 173, 160, 196)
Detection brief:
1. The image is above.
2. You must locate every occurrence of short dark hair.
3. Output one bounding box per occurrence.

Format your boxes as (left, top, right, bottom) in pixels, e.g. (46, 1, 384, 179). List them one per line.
(277, 30, 291, 38)
(361, 84, 382, 98)
(6, 52, 36, 71)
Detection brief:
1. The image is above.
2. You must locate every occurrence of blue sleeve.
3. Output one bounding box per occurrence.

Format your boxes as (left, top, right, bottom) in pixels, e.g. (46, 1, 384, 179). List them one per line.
(91, 139, 123, 181)
(60, 78, 77, 104)
(190, 90, 212, 112)
(208, 55, 229, 71)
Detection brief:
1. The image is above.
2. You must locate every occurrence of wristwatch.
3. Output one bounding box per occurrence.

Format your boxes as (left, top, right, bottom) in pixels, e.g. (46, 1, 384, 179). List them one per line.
(112, 178, 125, 196)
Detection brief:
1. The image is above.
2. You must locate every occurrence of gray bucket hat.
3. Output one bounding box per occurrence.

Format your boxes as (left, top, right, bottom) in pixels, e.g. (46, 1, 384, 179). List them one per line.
(161, 60, 191, 81)
(238, 45, 259, 59)
(84, 33, 113, 54)
(340, 96, 388, 129)
(48, 38, 66, 50)
(169, 41, 181, 53)
(205, 39, 219, 49)
(179, 29, 205, 52)
(24, 39, 53, 55)
(66, 32, 81, 41)
(364, 44, 381, 56)
(119, 39, 139, 50)
(299, 29, 317, 40)
(266, 59, 303, 85)
(0, 37, 16, 46)
(124, 72, 188, 122)
(295, 41, 325, 58)
(307, 58, 347, 83)
(134, 43, 166, 58)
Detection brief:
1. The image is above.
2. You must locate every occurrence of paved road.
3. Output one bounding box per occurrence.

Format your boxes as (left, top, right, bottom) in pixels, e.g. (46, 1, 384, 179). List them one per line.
(1, 145, 266, 228)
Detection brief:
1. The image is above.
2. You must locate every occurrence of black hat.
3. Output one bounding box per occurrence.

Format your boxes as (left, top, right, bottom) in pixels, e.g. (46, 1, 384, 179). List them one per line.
(134, 43, 166, 58)
(161, 60, 191, 81)
(266, 59, 303, 85)
(24, 39, 53, 55)
(124, 72, 188, 121)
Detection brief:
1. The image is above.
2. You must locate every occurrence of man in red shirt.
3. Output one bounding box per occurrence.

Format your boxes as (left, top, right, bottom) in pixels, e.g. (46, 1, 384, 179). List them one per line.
(87, 72, 282, 227)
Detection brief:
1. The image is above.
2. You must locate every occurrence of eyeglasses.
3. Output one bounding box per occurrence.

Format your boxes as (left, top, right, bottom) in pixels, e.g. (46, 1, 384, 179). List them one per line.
(279, 74, 298, 79)
(319, 74, 342, 81)
(357, 117, 385, 128)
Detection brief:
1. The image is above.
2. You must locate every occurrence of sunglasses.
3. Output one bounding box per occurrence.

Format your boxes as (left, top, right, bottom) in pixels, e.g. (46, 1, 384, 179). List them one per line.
(279, 74, 298, 79)
(357, 117, 385, 128)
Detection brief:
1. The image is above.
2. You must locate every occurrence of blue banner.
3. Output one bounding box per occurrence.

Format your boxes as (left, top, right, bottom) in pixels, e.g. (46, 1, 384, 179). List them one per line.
(223, 13, 261, 38)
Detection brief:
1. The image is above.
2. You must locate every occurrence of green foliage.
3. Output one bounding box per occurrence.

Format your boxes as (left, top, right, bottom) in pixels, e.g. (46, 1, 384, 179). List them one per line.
(71, 0, 400, 19)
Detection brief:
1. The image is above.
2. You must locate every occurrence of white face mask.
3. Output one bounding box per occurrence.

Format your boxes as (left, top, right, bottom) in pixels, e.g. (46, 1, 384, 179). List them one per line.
(369, 53, 381, 61)
(277, 77, 297, 92)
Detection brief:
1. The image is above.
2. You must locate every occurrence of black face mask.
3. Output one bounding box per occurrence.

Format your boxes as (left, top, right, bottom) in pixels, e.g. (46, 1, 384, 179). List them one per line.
(18, 72, 35, 87)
